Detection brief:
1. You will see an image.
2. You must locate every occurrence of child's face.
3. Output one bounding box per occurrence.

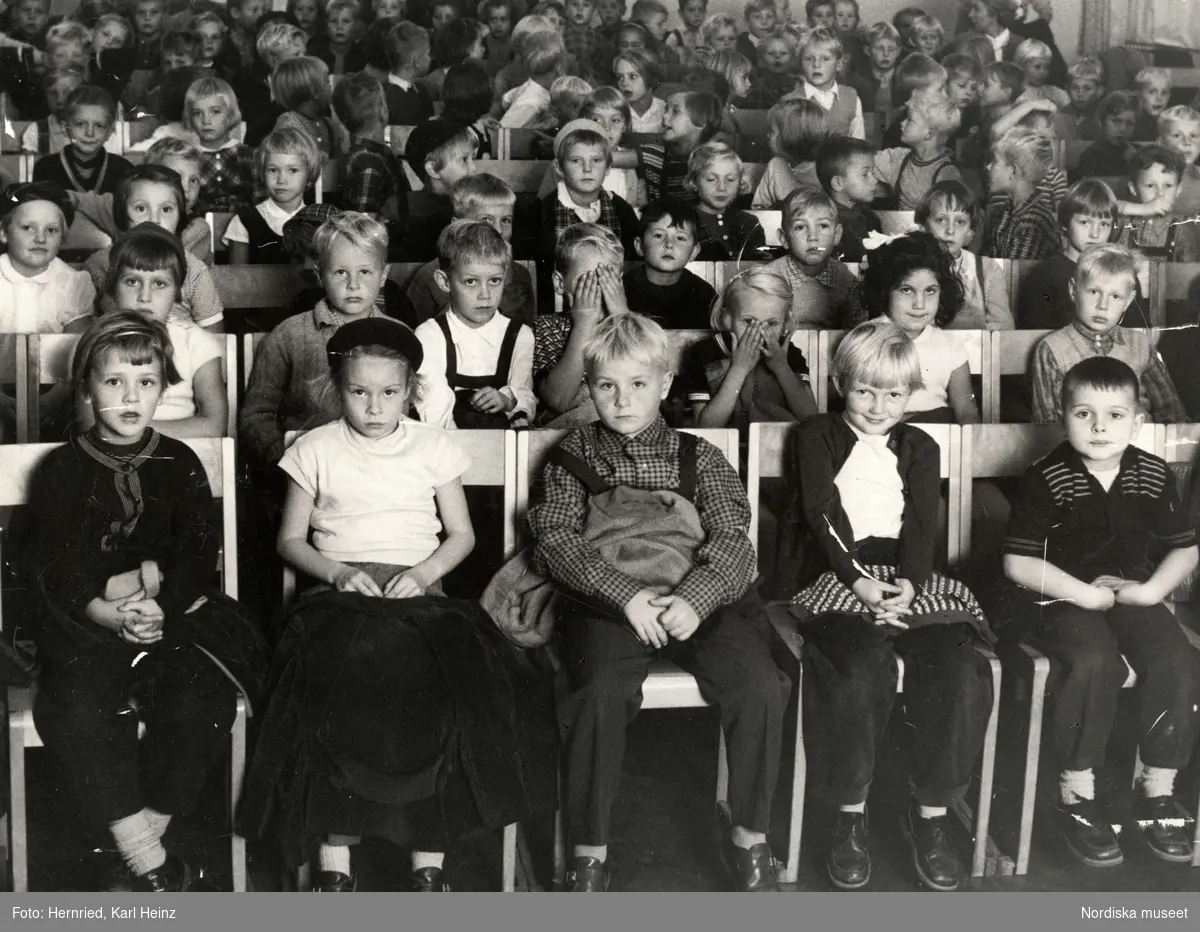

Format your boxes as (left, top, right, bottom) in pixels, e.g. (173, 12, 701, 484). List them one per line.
(116, 266, 178, 322)
(617, 26, 647, 53)
(783, 206, 841, 268)
(265, 151, 310, 207)
(1022, 56, 1051, 88)
(464, 200, 515, 242)
(233, 0, 268, 31)
(1102, 108, 1136, 144)
(1134, 162, 1181, 213)
(163, 50, 196, 70)
(339, 355, 410, 438)
(588, 356, 671, 437)
(1070, 270, 1135, 335)
(1139, 78, 1170, 116)
(540, 6, 565, 31)
(590, 105, 628, 148)
(565, 0, 594, 26)
(598, 0, 624, 27)
(710, 25, 738, 52)
(986, 154, 1015, 192)
(924, 204, 974, 257)
(1162, 121, 1200, 166)
(432, 143, 477, 190)
(729, 293, 788, 345)
(161, 155, 202, 211)
(681, 0, 707, 29)
(842, 378, 909, 434)
(46, 78, 81, 115)
(376, 0, 404, 19)
(835, 151, 877, 204)
(1064, 211, 1113, 255)
(321, 238, 385, 317)
(66, 105, 115, 156)
(761, 37, 792, 74)
(437, 258, 508, 324)
(14, 1, 48, 36)
(560, 142, 608, 197)
(868, 37, 899, 71)
(979, 74, 1011, 107)
(487, 6, 511, 37)
(638, 11, 669, 41)
(125, 181, 182, 234)
(135, 1, 164, 38)
(693, 154, 741, 212)
(747, 7, 777, 38)
(1068, 76, 1101, 110)
(94, 21, 130, 52)
(293, 0, 320, 31)
(661, 95, 699, 143)
(190, 95, 233, 145)
(87, 349, 164, 445)
(947, 72, 980, 108)
(809, 3, 835, 29)
(48, 42, 88, 71)
(637, 216, 698, 272)
(328, 7, 359, 44)
(966, 0, 997, 34)
(196, 23, 224, 61)
(899, 110, 929, 147)
(615, 60, 649, 102)
(834, 1, 858, 34)
(913, 28, 941, 59)
(887, 267, 940, 336)
(1064, 383, 1142, 471)
(801, 45, 840, 88)
(432, 2, 459, 29)
(0, 201, 63, 275)
(731, 68, 752, 98)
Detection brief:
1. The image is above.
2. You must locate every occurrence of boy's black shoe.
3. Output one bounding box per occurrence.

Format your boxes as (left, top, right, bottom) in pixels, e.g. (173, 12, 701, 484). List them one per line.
(130, 855, 193, 893)
(312, 871, 357, 892)
(901, 803, 960, 891)
(565, 856, 610, 892)
(409, 867, 451, 891)
(1061, 800, 1123, 867)
(826, 809, 870, 890)
(1134, 796, 1194, 863)
(721, 837, 779, 892)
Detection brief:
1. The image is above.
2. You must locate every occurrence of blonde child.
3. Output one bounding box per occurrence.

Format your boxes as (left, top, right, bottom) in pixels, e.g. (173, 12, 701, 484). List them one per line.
(795, 26, 864, 140)
(577, 86, 640, 203)
(688, 141, 768, 259)
(224, 128, 320, 265)
(908, 13, 943, 60)
(309, 0, 365, 75)
(184, 76, 256, 212)
(849, 21, 901, 116)
(1013, 38, 1068, 109)
(33, 85, 132, 194)
(1156, 105, 1200, 219)
(613, 47, 665, 133)
(189, 11, 229, 72)
(499, 29, 565, 127)
(737, 0, 777, 62)
(984, 126, 1060, 260)
(271, 55, 341, 159)
(18, 68, 101, 157)
(706, 50, 754, 108)
(1061, 58, 1105, 140)
(384, 20, 436, 125)
(752, 97, 828, 209)
(701, 12, 740, 55)
(1133, 66, 1171, 142)
(873, 91, 962, 210)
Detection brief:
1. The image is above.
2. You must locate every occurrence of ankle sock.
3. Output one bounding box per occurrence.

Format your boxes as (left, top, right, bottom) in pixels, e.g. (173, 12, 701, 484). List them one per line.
(1141, 766, 1176, 799)
(411, 851, 445, 871)
(573, 844, 607, 863)
(1060, 768, 1095, 805)
(918, 806, 947, 819)
(144, 807, 171, 840)
(840, 802, 866, 814)
(110, 810, 168, 876)
(318, 842, 351, 876)
(730, 826, 767, 849)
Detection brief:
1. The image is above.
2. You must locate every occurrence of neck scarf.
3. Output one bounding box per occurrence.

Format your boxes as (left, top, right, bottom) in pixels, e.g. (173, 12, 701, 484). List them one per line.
(76, 429, 161, 552)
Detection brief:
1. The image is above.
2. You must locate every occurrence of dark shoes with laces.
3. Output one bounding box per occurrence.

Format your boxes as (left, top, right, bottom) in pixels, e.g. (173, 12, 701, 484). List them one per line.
(901, 803, 961, 892)
(130, 855, 193, 893)
(565, 856, 610, 892)
(1061, 799, 1124, 868)
(1134, 796, 1194, 864)
(827, 809, 871, 890)
(721, 838, 779, 892)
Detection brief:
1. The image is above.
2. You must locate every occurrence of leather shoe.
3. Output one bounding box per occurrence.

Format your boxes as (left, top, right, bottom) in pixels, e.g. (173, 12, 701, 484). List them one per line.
(1135, 796, 1194, 864)
(312, 871, 358, 892)
(721, 837, 778, 892)
(564, 856, 610, 892)
(131, 855, 192, 893)
(827, 809, 870, 890)
(1061, 800, 1123, 868)
(901, 804, 960, 891)
(410, 867, 451, 891)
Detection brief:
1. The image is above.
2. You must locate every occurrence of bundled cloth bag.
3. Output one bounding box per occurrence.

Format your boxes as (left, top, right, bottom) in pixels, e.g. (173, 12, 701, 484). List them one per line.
(481, 433, 705, 647)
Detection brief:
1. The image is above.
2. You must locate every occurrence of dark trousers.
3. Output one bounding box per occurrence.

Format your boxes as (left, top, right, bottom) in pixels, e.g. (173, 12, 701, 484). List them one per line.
(1032, 603, 1200, 772)
(34, 637, 237, 826)
(802, 616, 993, 807)
(558, 590, 791, 846)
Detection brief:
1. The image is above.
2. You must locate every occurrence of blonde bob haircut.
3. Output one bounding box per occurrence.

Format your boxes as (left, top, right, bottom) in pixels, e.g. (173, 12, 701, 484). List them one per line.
(710, 265, 793, 331)
(255, 126, 322, 187)
(183, 77, 241, 135)
(270, 55, 332, 112)
(831, 319, 923, 394)
(582, 311, 672, 378)
(312, 211, 390, 271)
(686, 140, 744, 192)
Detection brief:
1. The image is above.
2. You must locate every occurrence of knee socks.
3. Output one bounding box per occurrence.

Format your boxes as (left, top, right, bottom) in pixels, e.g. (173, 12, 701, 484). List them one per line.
(110, 810, 168, 876)
(1060, 768, 1095, 805)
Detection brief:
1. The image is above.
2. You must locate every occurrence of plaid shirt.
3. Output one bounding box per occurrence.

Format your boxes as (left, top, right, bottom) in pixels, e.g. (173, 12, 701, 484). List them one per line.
(985, 189, 1061, 260)
(529, 416, 756, 620)
(198, 144, 258, 213)
(342, 136, 409, 217)
(552, 187, 624, 243)
(769, 254, 866, 329)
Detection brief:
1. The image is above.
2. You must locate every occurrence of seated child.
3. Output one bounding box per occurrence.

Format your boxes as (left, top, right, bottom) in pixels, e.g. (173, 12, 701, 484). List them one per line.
(577, 87, 640, 204)
(400, 119, 479, 259)
(622, 199, 716, 328)
(384, 20, 436, 125)
(424, 17, 485, 101)
(685, 265, 816, 429)
(1013, 38, 1068, 109)
(1121, 144, 1200, 262)
(1132, 66, 1171, 142)
(877, 52, 945, 148)
(231, 21, 308, 146)
(700, 12, 742, 58)
(441, 60, 500, 159)
(500, 29, 565, 127)
(999, 355, 1199, 868)
(307, 0, 367, 75)
(942, 52, 984, 144)
(743, 30, 798, 108)
(751, 97, 828, 209)
(984, 127, 1060, 260)
(907, 13, 943, 60)
(184, 76, 257, 213)
(793, 25, 864, 140)
(1061, 58, 1105, 141)
(33, 84, 132, 194)
(19, 67, 101, 157)
(972, 60, 1024, 159)
(737, 0, 778, 63)
(634, 90, 724, 203)
(527, 310, 792, 893)
(190, 10, 234, 75)
(791, 318, 995, 894)
(19, 311, 265, 893)
(872, 91, 962, 210)
(675, 0, 708, 65)
(125, 67, 206, 154)
(846, 21, 900, 116)
(917, 180, 1012, 330)
(334, 73, 410, 223)
(290, 0, 323, 40)
(224, 127, 320, 264)
(481, 0, 514, 77)
(1031, 244, 1187, 424)
(1156, 105, 1200, 219)
(414, 219, 536, 428)
(816, 134, 880, 263)
(241, 212, 450, 469)
(767, 185, 865, 329)
(612, 47, 665, 133)
(406, 173, 536, 325)
(705, 50, 754, 109)
(271, 55, 342, 158)
(687, 141, 769, 259)
(1075, 91, 1138, 181)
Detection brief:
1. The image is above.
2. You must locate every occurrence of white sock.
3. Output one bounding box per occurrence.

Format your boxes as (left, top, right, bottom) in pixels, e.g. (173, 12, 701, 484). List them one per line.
(411, 851, 445, 871)
(1060, 768, 1095, 805)
(573, 844, 608, 863)
(109, 810, 168, 876)
(144, 807, 171, 840)
(1141, 766, 1177, 799)
(318, 842, 351, 876)
(730, 825, 767, 849)
(918, 806, 947, 819)
(840, 802, 866, 813)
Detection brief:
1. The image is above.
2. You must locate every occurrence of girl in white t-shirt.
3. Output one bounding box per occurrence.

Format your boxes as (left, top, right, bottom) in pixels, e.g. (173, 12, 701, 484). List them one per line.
(224, 127, 319, 265)
(862, 231, 980, 425)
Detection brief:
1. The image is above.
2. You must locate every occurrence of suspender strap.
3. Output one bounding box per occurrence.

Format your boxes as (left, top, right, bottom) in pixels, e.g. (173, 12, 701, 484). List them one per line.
(676, 432, 698, 502)
(436, 314, 520, 391)
(435, 313, 458, 383)
(547, 430, 700, 501)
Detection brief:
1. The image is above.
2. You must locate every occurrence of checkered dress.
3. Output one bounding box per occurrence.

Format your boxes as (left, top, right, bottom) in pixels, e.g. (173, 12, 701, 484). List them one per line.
(198, 144, 258, 213)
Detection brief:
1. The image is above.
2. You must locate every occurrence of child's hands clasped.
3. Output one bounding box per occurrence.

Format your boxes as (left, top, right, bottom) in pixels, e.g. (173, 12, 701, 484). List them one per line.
(332, 566, 384, 597)
(851, 577, 912, 629)
(471, 387, 515, 414)
(1093, 575, 1159, 607)
(624, 588, 671, 648)
(118, 591, 165, 645)
(651, 594, 701, 641)
(383, 571, 425, 599)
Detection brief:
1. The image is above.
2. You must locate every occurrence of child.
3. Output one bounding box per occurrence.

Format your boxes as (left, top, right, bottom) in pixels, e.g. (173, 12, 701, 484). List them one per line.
(1121, 144, 1200, 263)
(873, 92, 962, 210)
(184, 76, 256, 213)
(848, 22, 900, 117)
(1062, 58, 1105, 139)
(159, 29, 199, 73)
(687, 141, 768, 260)
(226, 0, 269, 70)
(675, 0, 708, 64)
(8, 0, 50, 49)
(400, 119, 478, 259)
(271, 55, 340, 158)
(414, 219, 535, 427)
(233, 21, 308, 145)
(290, 0, 324, 39)
(917, 180, 1012, 330)
(240, 212, 450, 468)
(224, 128, 320, 265)
(1132, 66, 1171, 143)
(433, 0, 464, 29)
(499, 29, 565, 127)
(795, 26, 864, 140)
(767, 185, 864, 329)
(19, 311, 265, 893)
(528, 310, 791, 892)
(481, 0, 514, 77)
(977, 60, 1024, 143)
(878, 53, 945, 148)
(791, 318, 994, 894)
(943, 51, 983, 114)
(636, 90, 723, 203)
(1013, 38, 1067, 108)
(578, 86, 639, 203)
(385, 20, 436, 125)
(543, 74, 594, 129)
(984, 126, 1060, 260)
(425, 17, 485, 99)
(334, 73, 409, 223)
(751, 97, 828, 208)
(1156, 105, 1200, 219)
(33, 85, 132, 195)
(1075, 91, 1137, 181)
(861, 232, 979, 424)
(189, 11, 231, 74)
(1031, 244, 1187, 424)
(908, 13, 943, 60)
(701, 12, 740, 55)
(374, 0, 406, 21)
(131, 0, 165, 71)
(18, 68, 96, 157)
(737, 0, 777, 63)
(440, 60, 496, 157)
(0, 182, 95, 333)
(93, 13, 133, 55)
(631, 0, 672, 47)
(816, 134, 879, 263)
(1000, 355, 1199, 868)
(683, 264, 815, 429)
(562, 0, 598, 80)
(612, 47, 665, 134)
(737, 31, 793, 108)
(706, 51, 754, 108)
(309, 0, 367, 75)
(406, 172, 536, 325)
(621, 200, 715, 328)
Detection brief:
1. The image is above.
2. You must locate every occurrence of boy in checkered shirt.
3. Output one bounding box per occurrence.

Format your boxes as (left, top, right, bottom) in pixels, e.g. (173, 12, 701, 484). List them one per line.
(333, 73, 410, 224)
(528, 312, 791, 893)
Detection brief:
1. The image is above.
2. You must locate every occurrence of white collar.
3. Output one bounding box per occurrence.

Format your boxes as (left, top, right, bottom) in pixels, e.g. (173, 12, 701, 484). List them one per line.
(447, 307, 505, 344)
(388, 74, 413, 90)
(557, 181, 601, 221)
(990, 29, 1010, 52)
(803, 80, 839, 102)
(0, 253, 56, 286)
(260, 198, 306, 222)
